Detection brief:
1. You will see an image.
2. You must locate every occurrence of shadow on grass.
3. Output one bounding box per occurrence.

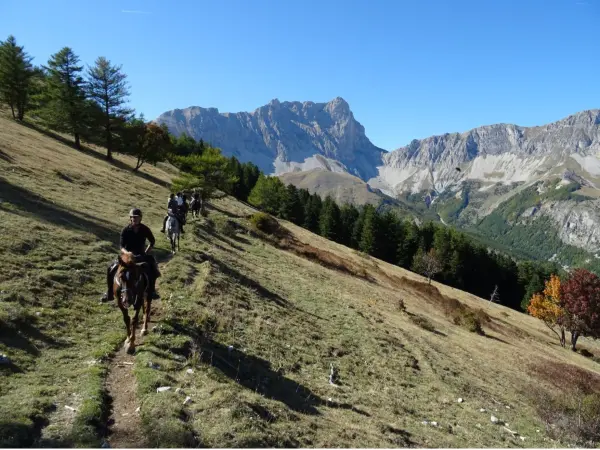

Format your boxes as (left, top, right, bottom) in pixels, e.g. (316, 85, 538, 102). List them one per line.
(205, 203, 244, 219)
(484, 333, 511, 345)
(198, 252, 289, 308)
(0, 320, 72, 356)
(164, 319, 370, 417)
(0, 177, 118, 245)
(0, 415, 59, 448)
(197, 225, 245, 253)
(21, 121, 169, 188)
(0, 149, 13, 163)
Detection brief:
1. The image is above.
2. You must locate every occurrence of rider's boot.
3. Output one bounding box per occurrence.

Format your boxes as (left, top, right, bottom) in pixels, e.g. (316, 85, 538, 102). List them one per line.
(160, 215, 167, 233)
(149, 277, 160, 300)
(100, 263, 117, 302)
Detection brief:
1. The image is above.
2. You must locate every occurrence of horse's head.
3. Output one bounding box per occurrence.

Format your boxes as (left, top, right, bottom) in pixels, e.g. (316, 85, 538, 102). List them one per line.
(116, 251, 146, 308)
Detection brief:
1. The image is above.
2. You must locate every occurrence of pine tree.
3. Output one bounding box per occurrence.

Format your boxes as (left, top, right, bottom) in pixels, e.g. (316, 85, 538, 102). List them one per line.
(37, 47, 89, 149)
(0, 35, 35, 120)
(86, 56, 132, 160)
(359, 205, 379, 255)
(351, 207, 366, 249)
(303, 194, 322, 232)
(319, 196, 342, 241)
(247, 175, 286, 214)
(226, 156, 244, 198)
(241, 163, 260, 201)
(397, 220, 419, 268)
(379, 210, 400, 263)
(280, 184, 304, 224)
(339, 203, 359, 247)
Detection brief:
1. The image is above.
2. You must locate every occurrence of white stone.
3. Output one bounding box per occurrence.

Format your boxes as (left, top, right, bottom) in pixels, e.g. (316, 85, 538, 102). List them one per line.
(186, 368, 194, 374)
(457, 398, 464, 403)
(183, 396, 192, 405)
(156, 386, 171, 393)
(491, 415, 499, 424)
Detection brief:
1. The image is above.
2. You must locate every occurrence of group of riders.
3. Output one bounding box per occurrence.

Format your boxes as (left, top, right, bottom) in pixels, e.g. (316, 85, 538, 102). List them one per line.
(100, 192, 201, 303)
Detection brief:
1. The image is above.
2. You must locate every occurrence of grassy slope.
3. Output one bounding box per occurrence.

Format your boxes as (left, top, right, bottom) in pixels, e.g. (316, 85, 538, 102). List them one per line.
(278, 169, 383, 206)
(3, 115, 600, 447)
(0, 116, 173, 446)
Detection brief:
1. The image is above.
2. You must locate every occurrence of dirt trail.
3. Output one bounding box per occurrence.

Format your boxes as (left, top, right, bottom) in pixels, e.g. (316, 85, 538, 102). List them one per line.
(104, 298, 163, 448)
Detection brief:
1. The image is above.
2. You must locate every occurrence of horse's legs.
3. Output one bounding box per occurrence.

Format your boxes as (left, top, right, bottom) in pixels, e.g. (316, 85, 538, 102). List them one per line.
(141, 295, 151, 336)
(120, 305, 131, 346)
(128, 304, 141, 354)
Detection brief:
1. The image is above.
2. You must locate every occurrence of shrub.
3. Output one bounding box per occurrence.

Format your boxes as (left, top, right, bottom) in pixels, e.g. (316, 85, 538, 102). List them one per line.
(397, 298, 406, 312)
(533, 389, 600, 446)
(409, 314, 436, 333)
(216, 218, 238, 238)
(249, 212, 280, 235)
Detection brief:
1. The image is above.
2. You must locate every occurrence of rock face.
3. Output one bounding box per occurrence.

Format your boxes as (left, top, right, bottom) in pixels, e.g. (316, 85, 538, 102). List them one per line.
(156, 97, 385, 181)
(157, 98, 600, 261)
(542, 199, 600, 254)
(370, 109, 600, 196)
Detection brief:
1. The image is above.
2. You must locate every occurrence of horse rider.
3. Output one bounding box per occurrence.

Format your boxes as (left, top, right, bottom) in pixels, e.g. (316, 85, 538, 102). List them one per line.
(100, 208, 161, 302)
(181, 194, 190, 218)
(160, 193, 185, 234)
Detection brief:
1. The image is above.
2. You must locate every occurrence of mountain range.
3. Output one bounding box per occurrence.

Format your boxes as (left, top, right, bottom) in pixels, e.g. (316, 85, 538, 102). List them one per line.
(156, 98, 600, 270)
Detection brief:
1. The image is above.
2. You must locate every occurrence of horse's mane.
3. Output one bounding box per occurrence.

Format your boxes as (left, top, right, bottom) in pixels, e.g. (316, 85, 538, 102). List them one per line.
(120, 250, 136, 266)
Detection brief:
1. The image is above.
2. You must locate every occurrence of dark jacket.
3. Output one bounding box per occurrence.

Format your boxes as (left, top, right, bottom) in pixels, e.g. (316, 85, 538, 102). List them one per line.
(120, 224, 156, 255)
(167, 198, 178, 212)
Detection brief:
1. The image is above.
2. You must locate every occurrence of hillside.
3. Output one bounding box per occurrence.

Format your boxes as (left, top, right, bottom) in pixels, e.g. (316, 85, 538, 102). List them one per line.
(3, 115, 600, 448)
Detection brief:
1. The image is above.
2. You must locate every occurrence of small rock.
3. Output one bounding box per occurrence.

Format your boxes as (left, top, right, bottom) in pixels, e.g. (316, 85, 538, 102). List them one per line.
(121, 413, 129, 417)
(35, 312, 41, 316)
(506, 405, 511, 409)
(227, 345, 234, 353)
(135, 406, 140, 413)
(156, 386, 171, 393)
(175, 387, 185, 395)
(183, 396, 192, 405)
(457, 398, 464, 403)
(422, 420, 429, 425)
(480, 408, 486, 413)
(65, 405, 77, 412)
(186, 368, 194, 375)
(536, 429, 540, 433)
(431, 421, 438, 427)
(520, 436, 526, 441)
(491, 415, 499, 424)
(148, 362, 160, 369)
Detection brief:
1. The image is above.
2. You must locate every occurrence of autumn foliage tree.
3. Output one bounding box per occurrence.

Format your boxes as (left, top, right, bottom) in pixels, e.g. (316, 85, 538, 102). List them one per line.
(561, 269, 600, 351)
(122, 119, 171, 171)
(527, 274, 566, 347)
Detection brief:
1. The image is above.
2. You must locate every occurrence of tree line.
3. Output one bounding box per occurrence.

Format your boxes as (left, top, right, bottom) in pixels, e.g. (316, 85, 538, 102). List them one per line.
(0, 35, 173, 169)
(245, 174, 562, 312)
(0, 34, 561, 314)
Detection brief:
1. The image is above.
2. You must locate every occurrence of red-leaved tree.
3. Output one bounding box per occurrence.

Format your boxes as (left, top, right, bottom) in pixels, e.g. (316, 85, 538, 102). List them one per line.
(561, 269, 600, 351)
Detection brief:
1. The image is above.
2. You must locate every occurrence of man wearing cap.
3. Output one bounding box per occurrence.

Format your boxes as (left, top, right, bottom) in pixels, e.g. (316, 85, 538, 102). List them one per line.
(100, 208, 161, 302)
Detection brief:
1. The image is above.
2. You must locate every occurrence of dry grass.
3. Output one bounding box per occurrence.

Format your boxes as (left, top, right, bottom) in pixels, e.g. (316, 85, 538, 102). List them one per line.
(4, 112, 600, 447)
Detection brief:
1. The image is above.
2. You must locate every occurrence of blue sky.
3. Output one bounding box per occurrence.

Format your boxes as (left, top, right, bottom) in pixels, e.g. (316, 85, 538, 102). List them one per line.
(1, 0, 599, 150)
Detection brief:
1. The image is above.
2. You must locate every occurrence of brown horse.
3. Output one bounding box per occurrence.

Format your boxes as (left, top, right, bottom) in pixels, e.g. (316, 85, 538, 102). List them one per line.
(113, 250, 152, 354)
